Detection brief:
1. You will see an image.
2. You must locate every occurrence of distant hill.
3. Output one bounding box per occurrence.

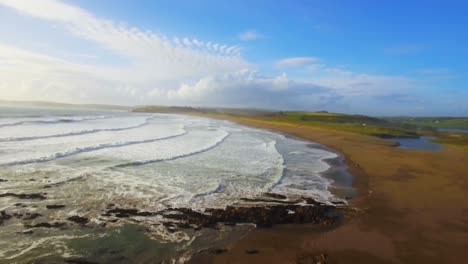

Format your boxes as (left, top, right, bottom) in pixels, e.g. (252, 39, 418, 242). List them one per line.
(132, 105, 275, 116)
(0, 99, 130, 111)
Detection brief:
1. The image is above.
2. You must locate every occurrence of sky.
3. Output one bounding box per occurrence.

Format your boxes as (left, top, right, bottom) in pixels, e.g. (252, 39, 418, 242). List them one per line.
(0, 0, 467, 116)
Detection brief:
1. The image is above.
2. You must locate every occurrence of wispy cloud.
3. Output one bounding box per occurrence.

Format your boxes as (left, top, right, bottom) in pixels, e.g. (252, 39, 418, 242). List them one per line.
(238, 30, 264, 41)
(275, 57, 320, 68)
(0, 0, 246, 81)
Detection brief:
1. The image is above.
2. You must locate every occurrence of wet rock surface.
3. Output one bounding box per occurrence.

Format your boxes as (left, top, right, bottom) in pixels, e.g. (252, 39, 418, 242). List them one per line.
(0, 192, 47, 200)
(105, 208, 154, 218)
(22, 212, 42, 220)
(165, 202, 341, 228)
(263, 192, 287, 199)
(67, 215, 89, 225)
(0, 210, 13, 225)
(24, 222, 65, 229)
(96, 194, 347, 231)
(64, 258, 100, 264)
(46, 204, 66, 209)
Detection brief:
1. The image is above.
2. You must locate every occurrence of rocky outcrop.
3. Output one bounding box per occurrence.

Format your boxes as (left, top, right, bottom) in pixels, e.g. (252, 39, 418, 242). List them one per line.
(163, 202, 340, 228)
(97, 196, 346, 231)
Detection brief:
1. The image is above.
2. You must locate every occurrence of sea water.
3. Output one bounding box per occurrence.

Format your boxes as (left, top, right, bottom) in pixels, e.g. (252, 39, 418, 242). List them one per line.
(0, 106, 351, 262)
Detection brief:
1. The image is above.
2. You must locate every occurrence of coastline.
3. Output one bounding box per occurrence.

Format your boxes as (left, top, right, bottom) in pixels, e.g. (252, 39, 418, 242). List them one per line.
(188, 114, 468, 264)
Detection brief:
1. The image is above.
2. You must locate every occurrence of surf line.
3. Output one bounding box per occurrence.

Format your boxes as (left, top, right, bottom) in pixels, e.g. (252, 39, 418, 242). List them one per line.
(0, 116, 156, 142)
(0, 130, 188, 167)
(0, 115, 116, 128)
(114, 131, 230, 168)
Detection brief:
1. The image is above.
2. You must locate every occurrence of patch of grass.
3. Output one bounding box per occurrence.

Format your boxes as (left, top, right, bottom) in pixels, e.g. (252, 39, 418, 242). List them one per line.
(269, 112, 419, 138)
(396, 117, 468, 130)
(432, 133, 468, 148)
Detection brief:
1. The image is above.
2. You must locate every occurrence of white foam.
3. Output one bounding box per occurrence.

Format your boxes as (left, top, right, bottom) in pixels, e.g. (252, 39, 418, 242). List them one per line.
(0, 111, 347, 259)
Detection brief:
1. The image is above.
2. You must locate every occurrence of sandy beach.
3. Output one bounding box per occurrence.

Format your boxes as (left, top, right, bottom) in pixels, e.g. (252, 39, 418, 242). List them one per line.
(190, 115, 468, 264)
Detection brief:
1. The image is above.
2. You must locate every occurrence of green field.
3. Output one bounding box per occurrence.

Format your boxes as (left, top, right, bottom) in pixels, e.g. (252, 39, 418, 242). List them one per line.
(267, 112, 420, 138)
(388, 117, 468, 130)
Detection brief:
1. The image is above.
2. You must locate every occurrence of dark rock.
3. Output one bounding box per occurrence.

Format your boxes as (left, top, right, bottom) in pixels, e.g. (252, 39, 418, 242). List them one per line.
(24, 222, 65, 228)
(64, 258, 99, 264)
(176, 222, 192, 229)
(67, 215, 89, 225)
(46, 204, 66, 209)
(304, 198, 325, 206)
(0, 192, 47, 200)
(105, 208, 154, 218)
(0, 210, 12, 225)
(13, 212, 23, 218)
(331, 200, 346, 205)
(162, 197, 341, 229)
(211, 248, 228, 255)
(246, 249, 259, 254)
(240, 197, 297, 204)
(23, 213, 42, 220)
(19, 230, 34, 235)
(0, 178, 7, 182)
(263, 193, 287, 200)
(43, 185, 51, 189)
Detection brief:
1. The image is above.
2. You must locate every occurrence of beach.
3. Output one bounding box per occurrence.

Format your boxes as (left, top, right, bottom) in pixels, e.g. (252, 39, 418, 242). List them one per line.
(1, 107, 467, 263)
(189, 115, 468, 264)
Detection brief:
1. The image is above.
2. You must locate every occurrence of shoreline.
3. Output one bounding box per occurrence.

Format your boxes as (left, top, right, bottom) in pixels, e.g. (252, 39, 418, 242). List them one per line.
(187, 114, 468, 264)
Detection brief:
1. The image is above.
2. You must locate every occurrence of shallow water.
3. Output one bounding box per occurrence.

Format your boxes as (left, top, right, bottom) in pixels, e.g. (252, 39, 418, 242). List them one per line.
(393, 136, 442, 150)
(0, 106, 351, 262)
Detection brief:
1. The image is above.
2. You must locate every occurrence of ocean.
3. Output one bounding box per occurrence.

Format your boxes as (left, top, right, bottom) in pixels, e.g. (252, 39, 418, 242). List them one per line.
(0, 106, 350, 262)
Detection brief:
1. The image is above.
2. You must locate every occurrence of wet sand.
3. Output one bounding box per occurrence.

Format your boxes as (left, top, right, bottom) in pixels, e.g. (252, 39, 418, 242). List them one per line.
(190, 116, 468, 264)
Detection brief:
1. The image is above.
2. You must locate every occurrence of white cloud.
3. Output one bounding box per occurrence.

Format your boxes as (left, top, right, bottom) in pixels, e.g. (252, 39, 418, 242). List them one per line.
(0, 0, 247, 81)
(0, 0, 449, 115)
(275, 57, 320, 68)
(239, 30, 264, 41)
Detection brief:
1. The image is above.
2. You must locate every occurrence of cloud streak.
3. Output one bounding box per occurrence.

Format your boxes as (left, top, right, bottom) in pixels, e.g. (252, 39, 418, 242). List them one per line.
(239, 30, 264, 41)
(275, 57, 320, 68)
(0, 0, 247, 81)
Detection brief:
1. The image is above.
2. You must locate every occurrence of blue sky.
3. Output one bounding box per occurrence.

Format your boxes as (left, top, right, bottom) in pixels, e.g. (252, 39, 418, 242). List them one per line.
(0, 0, 467, 116)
